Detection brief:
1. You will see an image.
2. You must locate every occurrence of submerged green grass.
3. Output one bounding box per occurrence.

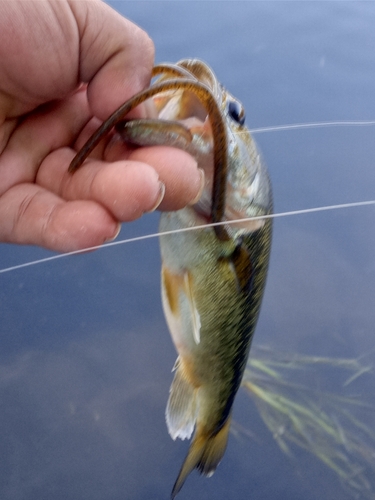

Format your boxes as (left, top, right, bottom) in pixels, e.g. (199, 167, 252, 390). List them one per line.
(240, 347, 375, 498)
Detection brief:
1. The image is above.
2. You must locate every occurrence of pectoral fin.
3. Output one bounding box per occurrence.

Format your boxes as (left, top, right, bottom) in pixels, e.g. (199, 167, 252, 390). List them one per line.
(219, 240, 253, 295)
(231, 241, 253, 294)
(183, 272, 201, 344)
(162, 265, 201, 345)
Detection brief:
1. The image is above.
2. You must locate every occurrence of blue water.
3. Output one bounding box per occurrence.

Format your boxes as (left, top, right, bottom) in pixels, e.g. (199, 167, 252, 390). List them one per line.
(1, 2, 375, 499)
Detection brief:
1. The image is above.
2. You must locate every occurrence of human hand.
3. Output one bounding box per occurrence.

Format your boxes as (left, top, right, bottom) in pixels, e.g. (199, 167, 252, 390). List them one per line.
(0, 0, 202, 252)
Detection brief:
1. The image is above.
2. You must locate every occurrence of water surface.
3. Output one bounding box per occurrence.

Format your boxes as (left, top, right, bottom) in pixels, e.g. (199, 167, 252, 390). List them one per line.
(1, 2, 375, 499)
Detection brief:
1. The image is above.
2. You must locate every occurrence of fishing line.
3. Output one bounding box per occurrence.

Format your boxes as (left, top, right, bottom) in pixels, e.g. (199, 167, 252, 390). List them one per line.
(250, 120, 375, 134)
(1, 199, 374, 275)
(1, 120, 375, 275)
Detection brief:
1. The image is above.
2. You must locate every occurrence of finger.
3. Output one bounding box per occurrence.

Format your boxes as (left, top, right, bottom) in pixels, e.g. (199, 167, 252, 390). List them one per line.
(38, 145, 203, 217)
(0, 183, 119, 252)
(37, 148, 166, 221)
(104, 139, 204, 210)
(0, 0, 80, 115)
(0, 88, 91, 195)
(70, 1, 155, 120)
(0, 1, 154, 117)
(125, 146, 204, 211)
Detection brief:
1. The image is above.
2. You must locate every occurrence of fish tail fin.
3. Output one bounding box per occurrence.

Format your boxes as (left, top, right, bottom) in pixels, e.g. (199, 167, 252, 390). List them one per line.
(171, 416, 232, 499)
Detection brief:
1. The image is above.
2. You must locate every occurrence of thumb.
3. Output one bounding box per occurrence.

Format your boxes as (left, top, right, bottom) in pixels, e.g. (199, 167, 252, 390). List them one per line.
(70, 0, 155, 120)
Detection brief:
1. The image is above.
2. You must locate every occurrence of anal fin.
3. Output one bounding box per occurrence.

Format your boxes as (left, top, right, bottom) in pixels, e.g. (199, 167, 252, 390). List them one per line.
(166, 358, 198, 441)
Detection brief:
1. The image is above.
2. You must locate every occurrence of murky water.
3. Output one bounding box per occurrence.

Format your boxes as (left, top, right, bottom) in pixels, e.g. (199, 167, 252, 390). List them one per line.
(1, 2, 375, 499)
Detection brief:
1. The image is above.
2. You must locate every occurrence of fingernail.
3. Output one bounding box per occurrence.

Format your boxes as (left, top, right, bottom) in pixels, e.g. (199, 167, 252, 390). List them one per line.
(188, 168, 205, 205)
(146, 181, 166, 213)
(106, 222, 121, 242)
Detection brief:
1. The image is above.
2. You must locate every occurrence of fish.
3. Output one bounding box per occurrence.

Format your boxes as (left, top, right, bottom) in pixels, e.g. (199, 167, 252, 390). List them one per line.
(68, 58, 272, 498)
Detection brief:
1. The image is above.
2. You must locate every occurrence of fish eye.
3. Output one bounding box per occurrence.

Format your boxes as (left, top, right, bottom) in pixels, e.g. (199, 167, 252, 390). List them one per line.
(227, 100, 246, 126)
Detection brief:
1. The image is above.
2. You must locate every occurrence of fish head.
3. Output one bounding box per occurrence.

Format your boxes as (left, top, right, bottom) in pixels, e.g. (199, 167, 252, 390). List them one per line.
(220, 88, 272, 233)
(116, 59, 272, 234)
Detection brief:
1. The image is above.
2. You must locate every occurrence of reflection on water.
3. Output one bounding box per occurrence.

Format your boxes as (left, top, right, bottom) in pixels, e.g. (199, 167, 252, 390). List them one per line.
(242, 347, 375, 499)
(1, 2, 375, 499)
(1, 318, 374, 499)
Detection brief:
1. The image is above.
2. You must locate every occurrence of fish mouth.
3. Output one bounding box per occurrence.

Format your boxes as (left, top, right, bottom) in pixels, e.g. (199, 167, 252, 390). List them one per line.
(68, 59, 259, 241)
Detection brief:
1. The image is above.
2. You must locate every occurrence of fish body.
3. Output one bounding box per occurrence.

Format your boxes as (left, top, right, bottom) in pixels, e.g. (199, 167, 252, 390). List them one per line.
(119, 59, 272, 496)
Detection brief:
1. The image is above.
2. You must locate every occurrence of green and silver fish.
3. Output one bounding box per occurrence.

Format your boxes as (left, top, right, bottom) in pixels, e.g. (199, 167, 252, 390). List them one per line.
(118, 59, 273, 496)
(69, 58, 272, 498)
